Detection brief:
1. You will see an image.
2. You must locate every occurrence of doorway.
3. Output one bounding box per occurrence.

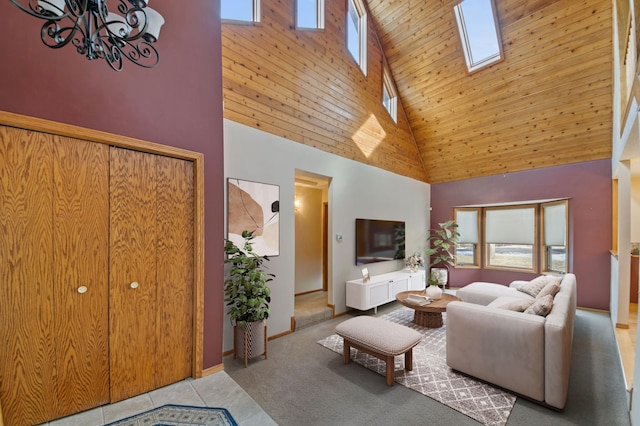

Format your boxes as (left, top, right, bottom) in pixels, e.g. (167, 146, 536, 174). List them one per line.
(293, 170, 332, 330)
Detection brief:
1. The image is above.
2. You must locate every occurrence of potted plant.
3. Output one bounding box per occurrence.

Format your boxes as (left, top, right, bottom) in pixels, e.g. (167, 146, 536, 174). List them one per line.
(424, 220, 459, 299)
(224, 230, 274, 367)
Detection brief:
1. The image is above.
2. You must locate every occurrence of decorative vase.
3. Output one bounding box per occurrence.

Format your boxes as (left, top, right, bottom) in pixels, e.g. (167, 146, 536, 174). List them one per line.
(410, 266, 418, 272)
(426, 285, 443, 300)
(234, 320, 267, 368)
(430, 268, 448, 287)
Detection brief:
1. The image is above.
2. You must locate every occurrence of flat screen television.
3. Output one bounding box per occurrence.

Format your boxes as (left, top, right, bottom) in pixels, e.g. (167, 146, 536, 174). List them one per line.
(355, 218, 405, 265)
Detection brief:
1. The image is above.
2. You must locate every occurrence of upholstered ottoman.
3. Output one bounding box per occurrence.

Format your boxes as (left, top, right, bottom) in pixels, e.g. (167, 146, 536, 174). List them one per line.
(456, 281, 532, 306)
(335, 316, 422, 386)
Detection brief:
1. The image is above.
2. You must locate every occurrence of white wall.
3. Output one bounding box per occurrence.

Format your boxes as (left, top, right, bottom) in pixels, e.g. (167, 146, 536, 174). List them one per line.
(223, 120, 430, 351)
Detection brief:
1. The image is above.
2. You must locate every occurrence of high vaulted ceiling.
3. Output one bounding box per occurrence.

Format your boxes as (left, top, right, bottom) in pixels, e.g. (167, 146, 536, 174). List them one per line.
(221, 0, 613, 183)
(367, 0, 613, 182)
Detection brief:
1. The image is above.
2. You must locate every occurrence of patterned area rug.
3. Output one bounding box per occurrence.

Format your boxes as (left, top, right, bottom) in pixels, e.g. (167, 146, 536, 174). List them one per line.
(104, 404, 237, 426)
(318, 307, 516, 426)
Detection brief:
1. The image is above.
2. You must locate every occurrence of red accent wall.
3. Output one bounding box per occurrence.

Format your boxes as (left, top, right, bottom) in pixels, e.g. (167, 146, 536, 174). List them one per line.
(0, 1, 224, 368)
(431, 159, 612, 310)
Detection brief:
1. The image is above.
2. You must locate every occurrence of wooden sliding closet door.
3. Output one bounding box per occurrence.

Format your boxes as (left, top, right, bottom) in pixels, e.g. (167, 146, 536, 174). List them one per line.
(155, 156, 194, 388)
(109, 147, 158, 402)
(109, 148, 194, 402)
(0, 127, 55, 426)
(52, 138, 110, 416)
(0, 128, 110, 426)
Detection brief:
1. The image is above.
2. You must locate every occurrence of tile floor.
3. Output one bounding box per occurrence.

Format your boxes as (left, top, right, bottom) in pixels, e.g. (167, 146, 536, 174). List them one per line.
(38, 371, 276, 426)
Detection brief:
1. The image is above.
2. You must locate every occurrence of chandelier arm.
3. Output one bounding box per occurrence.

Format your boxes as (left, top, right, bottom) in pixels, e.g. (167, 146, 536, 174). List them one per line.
(117, 0, 149, 42)
(100, 36, 160, 69)
(39, 12, 86, 52)
(9, 0, 87, 21)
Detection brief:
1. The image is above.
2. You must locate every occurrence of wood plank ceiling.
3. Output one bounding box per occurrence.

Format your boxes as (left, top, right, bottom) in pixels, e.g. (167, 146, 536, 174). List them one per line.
(368, 0, 613, 183)
(221, 0, 613, 183)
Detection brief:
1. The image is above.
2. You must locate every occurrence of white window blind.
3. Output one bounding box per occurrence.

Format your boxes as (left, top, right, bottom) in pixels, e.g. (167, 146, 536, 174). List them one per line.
(543, 203, 567, 246)
(485, 207, 535, 244)
(456, 209, 478, 244)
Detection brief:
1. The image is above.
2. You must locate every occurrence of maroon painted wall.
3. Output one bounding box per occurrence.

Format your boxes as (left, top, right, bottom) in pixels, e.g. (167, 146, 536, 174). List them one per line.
(431, 159, 612, 310)
(0, 1, 224, 368)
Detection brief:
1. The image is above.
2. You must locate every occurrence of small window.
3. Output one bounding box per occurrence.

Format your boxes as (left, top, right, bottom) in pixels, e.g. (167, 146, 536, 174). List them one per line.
(347, 0, 367, 75)
(455, 208, 480, 267)
(297, 0, 324, 29)
(453, 0, 503, 73)
(222, 0, 260, 23)
(382, 65, 397, 122)
(542, 200, 568, 273)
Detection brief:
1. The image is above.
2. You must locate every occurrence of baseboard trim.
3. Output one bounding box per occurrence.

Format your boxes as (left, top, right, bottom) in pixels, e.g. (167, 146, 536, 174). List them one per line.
(202, 363, 225, 376)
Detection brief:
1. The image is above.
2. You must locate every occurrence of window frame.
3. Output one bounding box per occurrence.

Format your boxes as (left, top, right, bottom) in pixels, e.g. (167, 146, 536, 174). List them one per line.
(221, 0, 261, 24)
(540, 200, 569, 274)
(382, 63, 397, 123)
(296, 0, 325, 30)
(346, 0, 367, 76)
(483, 204, 538, 273)
(454, 207, 481, 268)
(453, 0, 504, 74)
(453, 200, 570, 274)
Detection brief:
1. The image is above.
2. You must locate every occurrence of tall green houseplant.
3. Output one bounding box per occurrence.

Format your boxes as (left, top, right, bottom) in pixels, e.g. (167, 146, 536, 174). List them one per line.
(224, 230, 273, 330)
(424, 220, 460, 285)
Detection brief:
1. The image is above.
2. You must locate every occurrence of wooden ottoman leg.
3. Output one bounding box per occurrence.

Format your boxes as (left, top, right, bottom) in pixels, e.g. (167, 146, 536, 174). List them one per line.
(343, 339, 351, 364)
(404, 348, 413, 371)
(385, 355, 394, 386)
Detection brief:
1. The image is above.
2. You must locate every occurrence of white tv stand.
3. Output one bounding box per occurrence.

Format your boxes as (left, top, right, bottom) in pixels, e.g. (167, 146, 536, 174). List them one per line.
(346, 269, 425, 313)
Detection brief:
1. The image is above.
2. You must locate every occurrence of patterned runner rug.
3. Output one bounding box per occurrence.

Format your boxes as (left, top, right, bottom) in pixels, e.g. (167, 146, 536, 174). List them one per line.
(105, 404, 237, 426)
(318, 307, 515, 426)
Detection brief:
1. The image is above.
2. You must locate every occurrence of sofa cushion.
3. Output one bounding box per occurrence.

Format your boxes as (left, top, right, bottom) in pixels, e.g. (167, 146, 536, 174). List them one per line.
(537, 278, 561, 299)
(492, 297, 535, 312)
(517, 275, 554, 298)
(524, 294, 554, 316)
(457, 282, 533, 306)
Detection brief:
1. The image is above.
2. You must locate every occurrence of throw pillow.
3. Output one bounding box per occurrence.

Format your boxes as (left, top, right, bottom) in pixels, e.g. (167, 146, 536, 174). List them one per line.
(536, 277, 562, 299)
(524, 294, 554, 316)
(517, 275, 551, 298)
(497, 298, 534, 312)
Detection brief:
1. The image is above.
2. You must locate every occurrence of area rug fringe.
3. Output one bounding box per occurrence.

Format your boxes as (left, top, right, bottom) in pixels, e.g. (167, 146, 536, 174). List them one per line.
(318, 307, 515, 426)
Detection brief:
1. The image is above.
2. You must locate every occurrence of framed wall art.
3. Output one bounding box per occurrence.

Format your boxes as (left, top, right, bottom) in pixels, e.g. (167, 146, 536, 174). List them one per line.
(227, 178, 280, 256)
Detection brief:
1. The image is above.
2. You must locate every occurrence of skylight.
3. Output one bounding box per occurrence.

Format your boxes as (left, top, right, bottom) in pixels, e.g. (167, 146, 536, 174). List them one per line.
(453, 0, 503, 73)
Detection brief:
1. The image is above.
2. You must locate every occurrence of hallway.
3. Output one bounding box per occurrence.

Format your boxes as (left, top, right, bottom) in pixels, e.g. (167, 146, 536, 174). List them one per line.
(294, 291, 333, 330)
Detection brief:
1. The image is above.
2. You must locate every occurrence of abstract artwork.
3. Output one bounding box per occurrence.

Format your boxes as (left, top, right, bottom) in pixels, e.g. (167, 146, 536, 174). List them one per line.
(227, 178, 280, 256)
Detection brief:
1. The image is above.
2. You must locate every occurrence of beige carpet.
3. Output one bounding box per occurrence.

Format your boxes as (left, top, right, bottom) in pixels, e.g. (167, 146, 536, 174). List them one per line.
(318, 307, 515, 426)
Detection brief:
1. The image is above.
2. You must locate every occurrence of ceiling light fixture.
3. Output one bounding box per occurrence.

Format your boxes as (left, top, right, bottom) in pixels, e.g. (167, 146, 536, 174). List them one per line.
(10, 0, 165, 71)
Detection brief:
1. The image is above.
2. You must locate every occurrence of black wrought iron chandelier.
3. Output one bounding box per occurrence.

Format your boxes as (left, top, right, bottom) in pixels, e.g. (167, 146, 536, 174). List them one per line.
(9, 0, 165, 71)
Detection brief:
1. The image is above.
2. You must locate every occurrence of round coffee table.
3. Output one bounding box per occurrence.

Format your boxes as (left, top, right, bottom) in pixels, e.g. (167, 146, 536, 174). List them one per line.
(395, 290, 460, 328)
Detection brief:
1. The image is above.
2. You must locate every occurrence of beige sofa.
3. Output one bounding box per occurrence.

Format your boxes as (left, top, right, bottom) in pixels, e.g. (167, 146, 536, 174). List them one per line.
(446, 273, 577, 409)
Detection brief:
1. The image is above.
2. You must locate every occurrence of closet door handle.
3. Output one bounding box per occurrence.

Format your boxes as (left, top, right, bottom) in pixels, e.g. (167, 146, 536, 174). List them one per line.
(130, 281, 139, 289)
(77, 286, 88, 294)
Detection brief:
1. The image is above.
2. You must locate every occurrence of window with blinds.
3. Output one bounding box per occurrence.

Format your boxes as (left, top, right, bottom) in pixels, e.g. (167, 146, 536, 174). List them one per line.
(454, 208, 479, 267)
(485, 205, 536, 271)
(454, 200, 568, 273)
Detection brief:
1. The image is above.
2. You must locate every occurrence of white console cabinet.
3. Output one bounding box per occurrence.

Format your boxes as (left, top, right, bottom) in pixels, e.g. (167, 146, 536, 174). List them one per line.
(346, 269, 425, 312)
